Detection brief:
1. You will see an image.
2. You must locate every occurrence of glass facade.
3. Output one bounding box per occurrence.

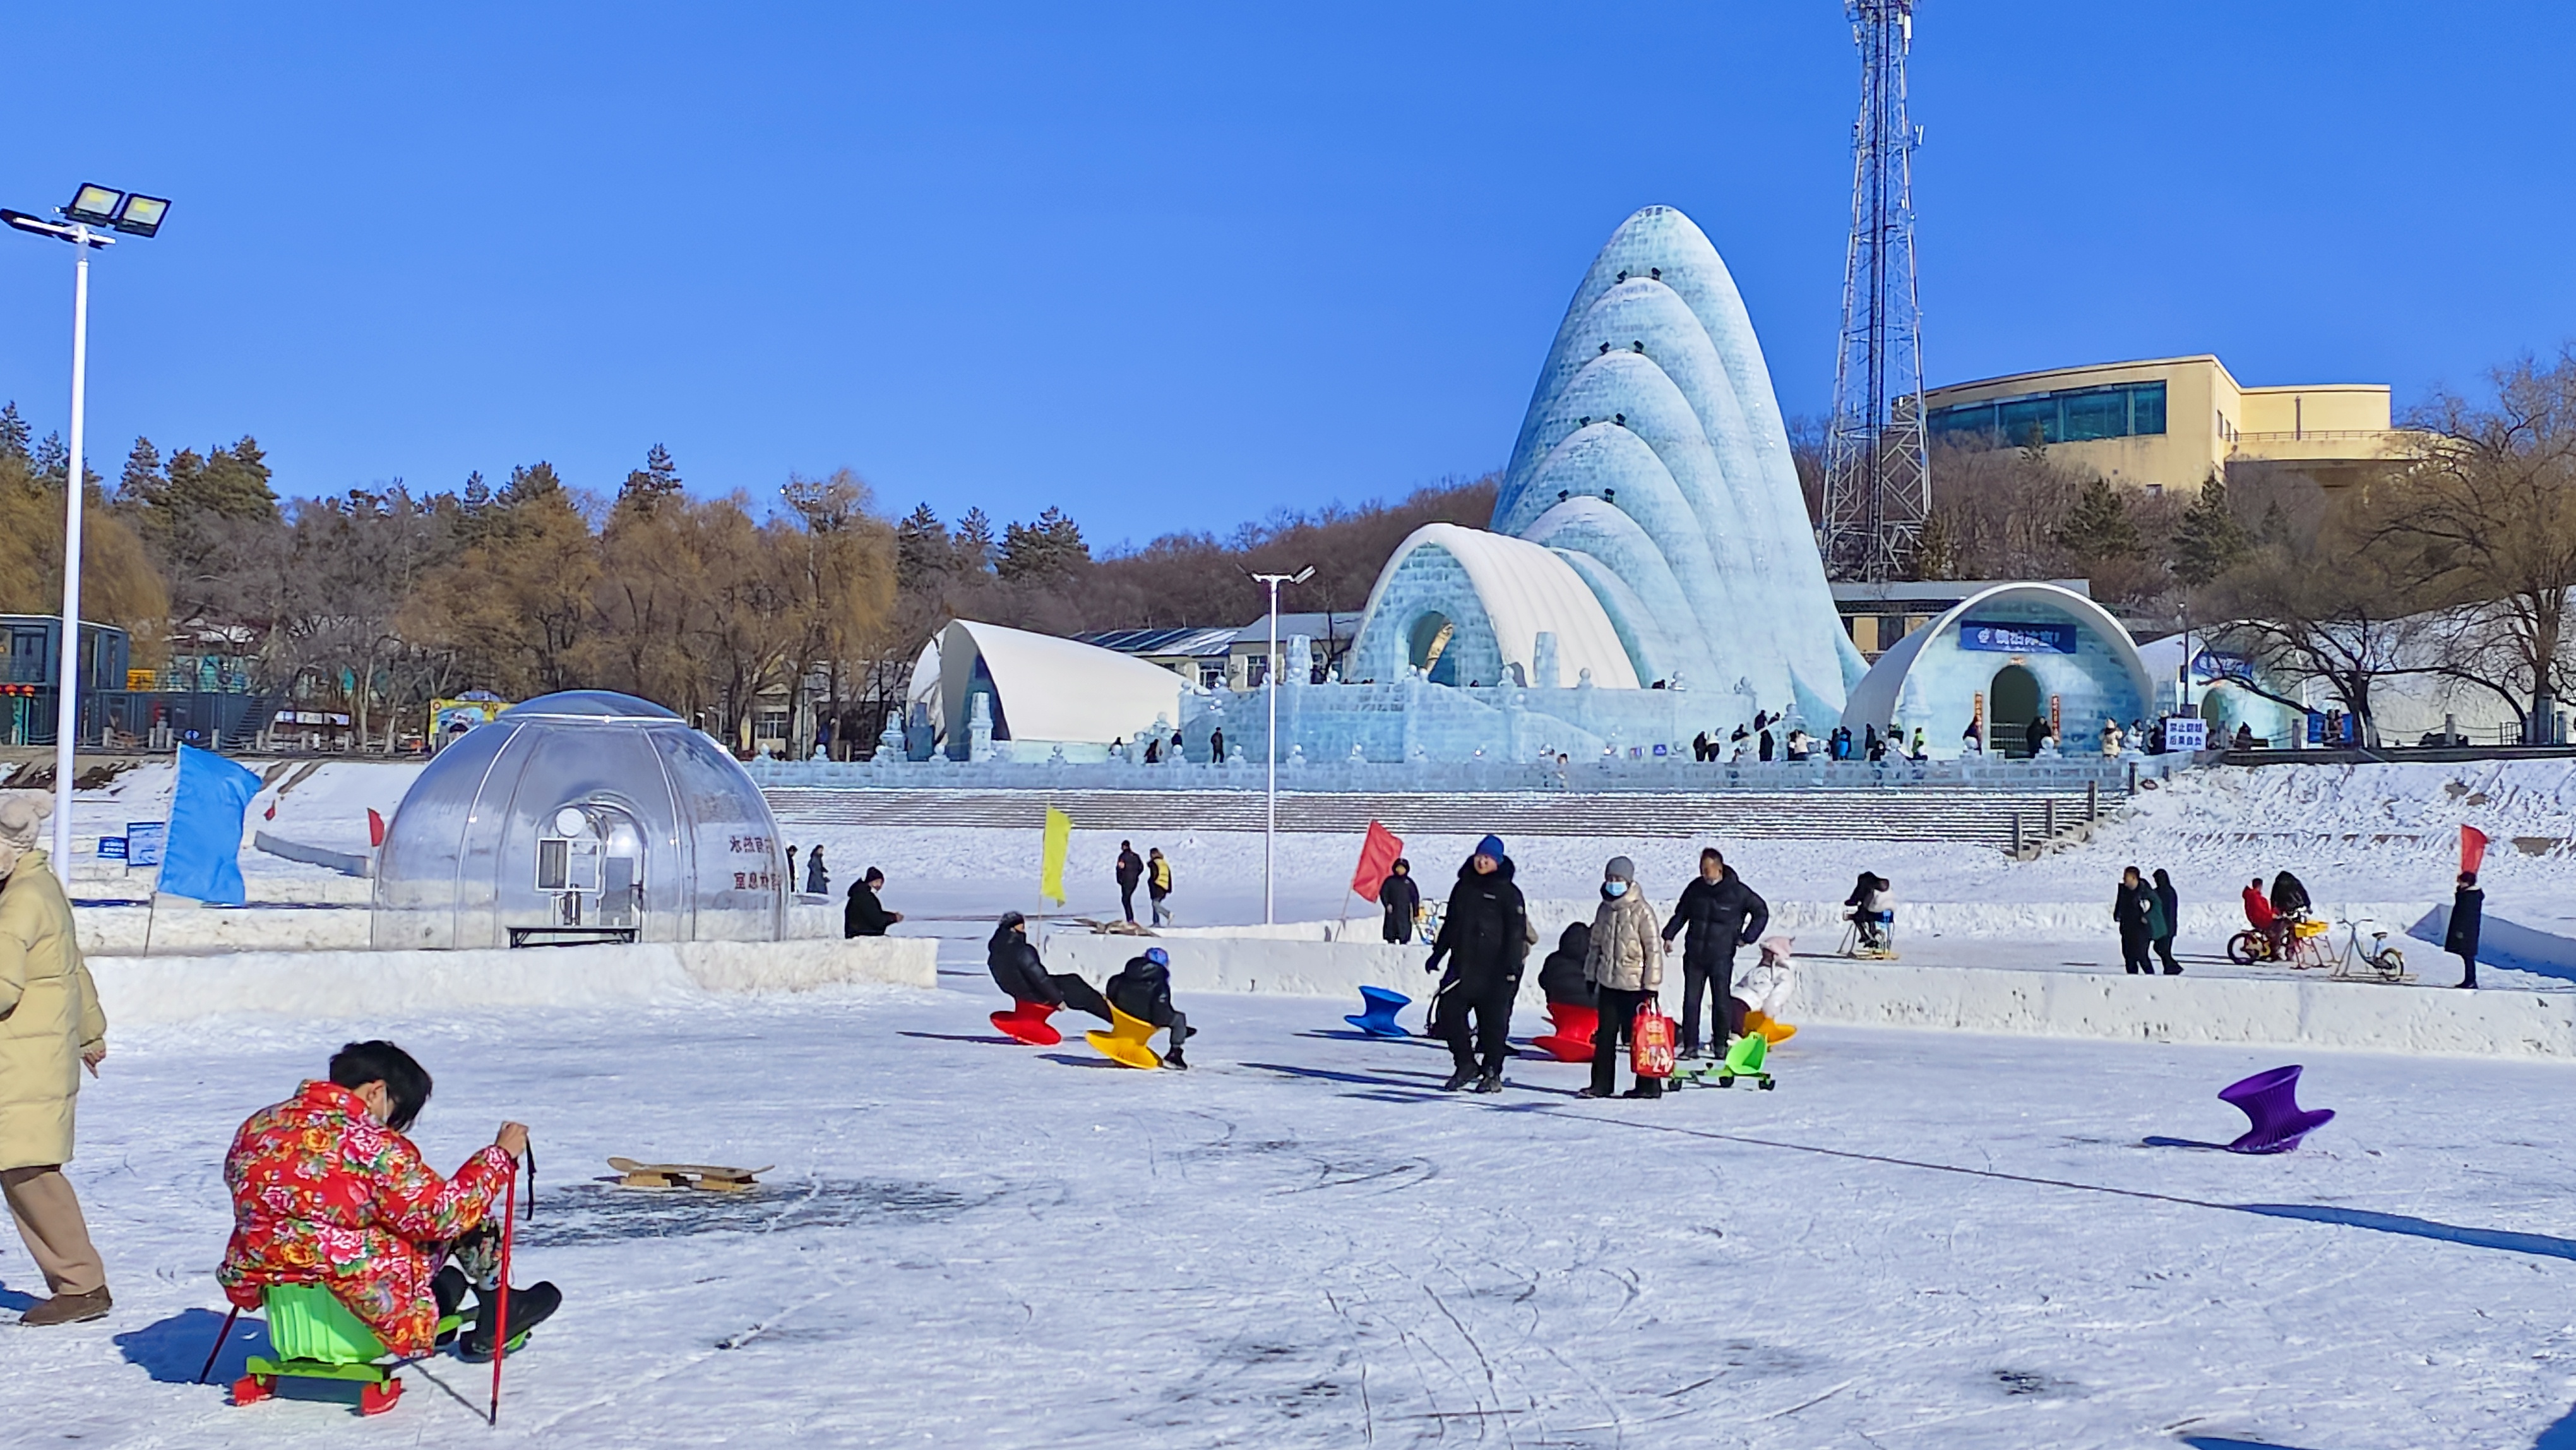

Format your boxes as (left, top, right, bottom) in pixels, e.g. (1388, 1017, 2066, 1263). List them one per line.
(1928, 380, 2167, 450)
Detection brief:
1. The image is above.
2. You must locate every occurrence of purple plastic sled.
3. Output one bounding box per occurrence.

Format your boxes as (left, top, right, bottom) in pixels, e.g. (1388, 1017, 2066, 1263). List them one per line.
(2219, 1065, 2335, 1154)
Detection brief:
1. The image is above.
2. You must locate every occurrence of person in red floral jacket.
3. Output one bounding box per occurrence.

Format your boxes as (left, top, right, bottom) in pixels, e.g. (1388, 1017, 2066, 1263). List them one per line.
(218, 1041, 552, 1359)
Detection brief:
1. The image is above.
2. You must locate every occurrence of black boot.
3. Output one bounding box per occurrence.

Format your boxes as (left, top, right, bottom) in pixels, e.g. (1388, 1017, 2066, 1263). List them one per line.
(460, 1280, 563, 1362)
(1473, 1069, 1504, 1094)
(1161, 1046, 1188, 1070)
(1441, 1064, 1478, 1091)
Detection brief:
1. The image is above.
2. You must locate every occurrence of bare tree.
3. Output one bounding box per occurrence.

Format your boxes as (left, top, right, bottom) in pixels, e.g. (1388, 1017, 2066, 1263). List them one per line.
(2381, 351, 2576, 741)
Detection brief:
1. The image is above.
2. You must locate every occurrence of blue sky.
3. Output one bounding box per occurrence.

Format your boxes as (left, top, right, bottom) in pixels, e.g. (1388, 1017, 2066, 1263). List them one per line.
(3, 3, 2568, 547)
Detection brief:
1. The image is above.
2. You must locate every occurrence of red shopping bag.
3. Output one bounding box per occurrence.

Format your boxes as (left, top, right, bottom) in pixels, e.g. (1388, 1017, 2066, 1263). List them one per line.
(1630, 998, 1676, 1079)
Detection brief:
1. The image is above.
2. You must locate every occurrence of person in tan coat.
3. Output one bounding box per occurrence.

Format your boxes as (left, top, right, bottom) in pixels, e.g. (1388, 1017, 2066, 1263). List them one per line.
(1580, 855, 1666, 1100)
(0, 791, 110, 1326)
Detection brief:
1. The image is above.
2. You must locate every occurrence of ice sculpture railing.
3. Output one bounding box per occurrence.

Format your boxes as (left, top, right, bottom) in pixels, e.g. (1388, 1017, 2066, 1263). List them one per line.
(744, 749, 2196, 796)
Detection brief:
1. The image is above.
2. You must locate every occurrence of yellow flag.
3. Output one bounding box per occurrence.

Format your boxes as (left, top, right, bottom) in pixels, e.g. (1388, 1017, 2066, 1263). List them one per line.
(1039, 806, 1073, 905)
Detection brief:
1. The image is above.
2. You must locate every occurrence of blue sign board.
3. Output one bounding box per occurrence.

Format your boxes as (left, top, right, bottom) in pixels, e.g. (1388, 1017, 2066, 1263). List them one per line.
(2190, 649, 2253, 683)
(126, 821, 167, 868)
(97, 836, 128, 861)
(1959, 620, 2077, 655)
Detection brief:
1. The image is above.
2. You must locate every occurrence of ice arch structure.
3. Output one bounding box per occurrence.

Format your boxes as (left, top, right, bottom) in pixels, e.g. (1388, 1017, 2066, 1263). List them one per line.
(1354, 205, 1863, 720)
(1839, 583, 2154, 758)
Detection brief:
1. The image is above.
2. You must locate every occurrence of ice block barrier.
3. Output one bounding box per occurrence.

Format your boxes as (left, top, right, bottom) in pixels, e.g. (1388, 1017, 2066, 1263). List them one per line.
(88, 937, 938, 1024)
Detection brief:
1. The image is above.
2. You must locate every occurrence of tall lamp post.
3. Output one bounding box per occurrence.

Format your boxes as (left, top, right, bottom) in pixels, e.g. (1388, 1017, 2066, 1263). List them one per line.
(4, 184, 171, 880)
(1249, 565, 1313, 924)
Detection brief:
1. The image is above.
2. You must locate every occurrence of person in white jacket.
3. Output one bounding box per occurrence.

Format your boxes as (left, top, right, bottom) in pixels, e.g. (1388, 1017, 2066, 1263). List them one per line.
(1579, 856, 1665, 1100)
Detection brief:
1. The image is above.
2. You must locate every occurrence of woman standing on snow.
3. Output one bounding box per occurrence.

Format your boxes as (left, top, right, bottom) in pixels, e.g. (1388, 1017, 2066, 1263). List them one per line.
(1580, 856, 1665, 1100)
(2447, 872, 2483, 989)
(0, 792, 112, 1326)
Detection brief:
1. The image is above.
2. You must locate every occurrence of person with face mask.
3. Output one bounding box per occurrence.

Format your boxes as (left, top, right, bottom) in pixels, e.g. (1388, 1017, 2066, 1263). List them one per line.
(0, 791, 111, 1326)
(1580, 856, 1665, 1099)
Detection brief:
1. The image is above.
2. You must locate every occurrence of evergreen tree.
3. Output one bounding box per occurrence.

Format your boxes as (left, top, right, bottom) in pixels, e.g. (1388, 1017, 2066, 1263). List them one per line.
(32, 432, 67, 484)
(0, 403, 28, 464)
(118, 436, 165, 508)
(462, 469, 492, 510)
(2257, 498, 2294, 548)
(896, 502, 953, 584)
(2053, 476, 2138, 563)
(162, 436, 279, 520)
(952, 507, 996, 573)
(618, 443, 684, 509)
(2172, 473, 2250, 585)
(998, 506, 1090, 582)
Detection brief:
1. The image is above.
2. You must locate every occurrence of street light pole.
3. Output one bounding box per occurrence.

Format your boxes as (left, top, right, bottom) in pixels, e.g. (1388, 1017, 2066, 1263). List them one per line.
(8, 185, 169, 883)
(50, 227, 95, 875)
(1249, 566, 1313, 925)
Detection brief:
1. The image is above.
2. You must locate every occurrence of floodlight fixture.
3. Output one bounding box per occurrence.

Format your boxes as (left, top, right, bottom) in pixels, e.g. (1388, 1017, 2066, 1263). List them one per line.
(111, 193, 169, 237)
(64, 183, 122, 227)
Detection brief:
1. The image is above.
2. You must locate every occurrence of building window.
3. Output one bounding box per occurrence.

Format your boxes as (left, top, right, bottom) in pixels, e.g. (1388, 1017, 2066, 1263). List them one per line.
(754, 709, 789, 741)
(1928, 380, 2168, 450)
(1199, 663, 1225, 688)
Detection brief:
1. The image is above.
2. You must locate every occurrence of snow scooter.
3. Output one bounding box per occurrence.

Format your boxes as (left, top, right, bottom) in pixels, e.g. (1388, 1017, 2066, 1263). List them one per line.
(1662, 1032, 1776, 1090)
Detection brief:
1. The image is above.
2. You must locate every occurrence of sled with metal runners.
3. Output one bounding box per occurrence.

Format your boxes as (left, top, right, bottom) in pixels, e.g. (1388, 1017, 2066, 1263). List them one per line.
(229, 1282, 531, 1417)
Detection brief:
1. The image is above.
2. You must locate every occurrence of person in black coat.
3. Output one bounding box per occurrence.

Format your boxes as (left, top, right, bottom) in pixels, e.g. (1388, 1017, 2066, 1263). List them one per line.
(1537, 921, 1595, 1006)
(1114, 841, 1145, 924)
(2446, 870, 2484, 988)
(1106, 947, 1190, 1069)
(1660, 848, 1769, 1057)
(986, 912, 1111, 1021)
(1423, 834, 1531, 1093)
(1378, 858, 1422, 945)
(2270, 870, 2311, 922)
(2150, 868, 2182, 974)
(2113, 867, 2154, 974)
(844, 868, 901, 937)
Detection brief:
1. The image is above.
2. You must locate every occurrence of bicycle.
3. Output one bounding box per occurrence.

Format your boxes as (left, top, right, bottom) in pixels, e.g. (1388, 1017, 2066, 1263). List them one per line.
(2226, 914, 2334, 970)
(2330, 917, 2413, 983)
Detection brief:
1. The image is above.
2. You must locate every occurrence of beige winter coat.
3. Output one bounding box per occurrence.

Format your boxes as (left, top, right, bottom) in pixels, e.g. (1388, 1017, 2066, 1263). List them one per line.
(0, 853, 107, 1171)
(1583, 890, 1664, 993)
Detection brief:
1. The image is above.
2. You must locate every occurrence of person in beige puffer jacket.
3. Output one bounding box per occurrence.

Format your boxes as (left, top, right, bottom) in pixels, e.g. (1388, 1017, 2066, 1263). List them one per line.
(1580, 855, 1666, 1100)
(0, 790, 111, 1326)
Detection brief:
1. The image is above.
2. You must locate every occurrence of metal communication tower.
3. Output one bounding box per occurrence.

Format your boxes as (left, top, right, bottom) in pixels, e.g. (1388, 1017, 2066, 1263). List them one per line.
(1820, 0, 1929, 583)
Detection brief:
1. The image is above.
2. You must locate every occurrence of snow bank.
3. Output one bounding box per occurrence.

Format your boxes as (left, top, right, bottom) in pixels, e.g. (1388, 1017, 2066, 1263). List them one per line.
(1041, 932, 2576, 1060)
(2410, 904, 2576, 985)
(76, 903, 374, 954)
(1792, 958, 2576, 1061)
(88, 937, 936, 1025)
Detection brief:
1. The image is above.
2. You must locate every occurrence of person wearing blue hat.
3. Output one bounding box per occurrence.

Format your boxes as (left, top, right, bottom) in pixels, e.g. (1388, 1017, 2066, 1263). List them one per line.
(1424, 834, 1532, 1093)
(1107, 946, 1190, 1070)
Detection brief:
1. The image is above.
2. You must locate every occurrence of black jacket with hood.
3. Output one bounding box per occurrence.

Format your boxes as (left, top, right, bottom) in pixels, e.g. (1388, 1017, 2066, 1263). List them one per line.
(987, 916, 1058, 1005)
(1428, 856, 1530, 981)
(1662, 870, 1770, 959)
(1378, 870, 1422, 938)
(1537, 921, 1595, 1005)
(1106, 954, 1178, 1028)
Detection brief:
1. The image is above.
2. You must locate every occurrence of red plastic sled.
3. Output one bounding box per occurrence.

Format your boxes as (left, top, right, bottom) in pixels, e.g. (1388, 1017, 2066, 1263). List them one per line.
(1530, 1002, 1598, 1064)
(991, 1001, 1062, 1046)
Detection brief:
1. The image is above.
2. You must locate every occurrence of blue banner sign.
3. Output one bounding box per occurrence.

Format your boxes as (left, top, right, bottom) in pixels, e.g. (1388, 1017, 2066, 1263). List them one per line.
(126, 821, 167, 867)
(97, 836, 128, 861)
(1959, 620, 2077, 655)
(2190, 649, 2253, 683)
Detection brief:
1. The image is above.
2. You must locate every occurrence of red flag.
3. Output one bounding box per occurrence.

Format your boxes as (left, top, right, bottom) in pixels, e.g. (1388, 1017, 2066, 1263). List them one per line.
(367, 808, 387, 848)
(2460, 824, 2489, 877)
(1351, 821, 1404, 902)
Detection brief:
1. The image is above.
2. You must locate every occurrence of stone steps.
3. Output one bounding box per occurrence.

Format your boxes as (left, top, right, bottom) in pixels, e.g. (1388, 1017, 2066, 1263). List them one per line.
(763, 787, 2107, 846)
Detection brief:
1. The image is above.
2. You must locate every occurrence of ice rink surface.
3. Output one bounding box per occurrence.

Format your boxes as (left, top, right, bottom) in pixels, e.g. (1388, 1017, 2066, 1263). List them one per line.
(9, 981, 2576, 1448)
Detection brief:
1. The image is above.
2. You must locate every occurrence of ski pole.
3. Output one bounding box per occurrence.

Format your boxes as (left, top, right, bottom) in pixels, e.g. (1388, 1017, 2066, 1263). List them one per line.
(195, 1304, 242, 1384)
(488, 1158, 517, 1427)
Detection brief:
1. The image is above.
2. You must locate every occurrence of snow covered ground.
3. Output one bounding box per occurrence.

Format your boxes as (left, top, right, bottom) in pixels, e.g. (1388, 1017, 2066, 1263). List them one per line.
(9, 981, 2576, 1447)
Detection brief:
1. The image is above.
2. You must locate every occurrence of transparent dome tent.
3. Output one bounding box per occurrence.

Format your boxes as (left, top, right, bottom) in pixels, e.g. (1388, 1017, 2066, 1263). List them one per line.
(372, 690, 786, 949)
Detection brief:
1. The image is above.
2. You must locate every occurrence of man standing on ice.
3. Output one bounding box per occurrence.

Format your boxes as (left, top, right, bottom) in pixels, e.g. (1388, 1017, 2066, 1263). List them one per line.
(0, 792, 112, 1326)
(1115, 841, 1145, 925)
(1424, 834, 1532, 1094)
(1662, 848, 1768, 1058)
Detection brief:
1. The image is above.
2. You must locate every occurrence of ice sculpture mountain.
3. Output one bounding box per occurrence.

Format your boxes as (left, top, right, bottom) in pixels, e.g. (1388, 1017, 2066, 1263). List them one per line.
(1353, 206, 1864, 722)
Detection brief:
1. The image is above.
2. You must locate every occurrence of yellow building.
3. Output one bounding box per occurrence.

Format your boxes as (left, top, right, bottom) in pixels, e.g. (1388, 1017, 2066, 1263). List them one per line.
(1921, 354, 2408, 493)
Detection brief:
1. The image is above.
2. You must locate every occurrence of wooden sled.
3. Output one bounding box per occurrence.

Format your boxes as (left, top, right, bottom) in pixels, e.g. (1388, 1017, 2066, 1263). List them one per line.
(607, 1157, 774, 1192)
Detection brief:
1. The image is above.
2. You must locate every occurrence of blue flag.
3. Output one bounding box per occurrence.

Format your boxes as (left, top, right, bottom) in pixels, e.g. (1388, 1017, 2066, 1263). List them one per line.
(159, 745, 261, 905)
